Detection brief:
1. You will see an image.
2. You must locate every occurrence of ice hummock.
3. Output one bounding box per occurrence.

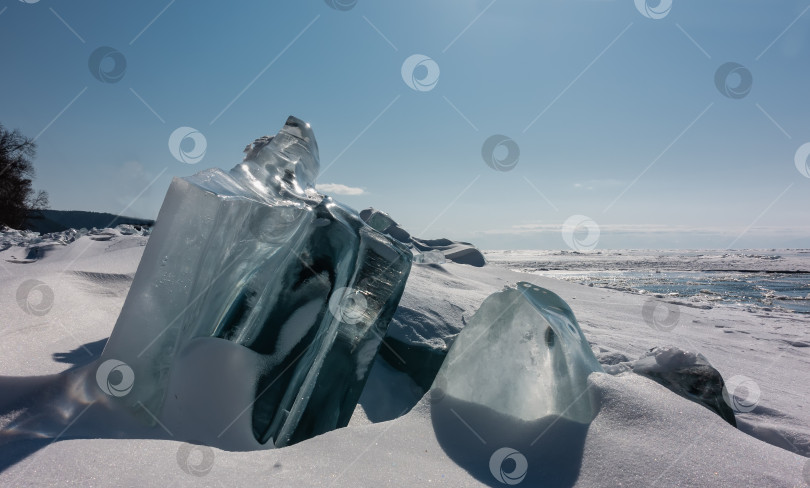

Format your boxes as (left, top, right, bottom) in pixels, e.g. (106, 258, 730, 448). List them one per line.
(99, 116, 412, 448)
(603, 346, 737, 426)
(357, 207, 486, 267)
(432, 282, 603, 423)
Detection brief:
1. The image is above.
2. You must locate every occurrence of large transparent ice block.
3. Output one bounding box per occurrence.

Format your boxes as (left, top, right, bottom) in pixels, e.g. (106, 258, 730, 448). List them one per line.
(99, 116, 412, 447)
(432, 282, 603, 423)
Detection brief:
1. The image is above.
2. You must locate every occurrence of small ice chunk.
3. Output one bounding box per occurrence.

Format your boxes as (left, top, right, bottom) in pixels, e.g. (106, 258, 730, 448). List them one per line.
(629, 346, 737, 426)
(357, 207, 486, 266)
(359, 208, 396, 233)
(413, 250, 446, 265)
(432, 282, 603, 423)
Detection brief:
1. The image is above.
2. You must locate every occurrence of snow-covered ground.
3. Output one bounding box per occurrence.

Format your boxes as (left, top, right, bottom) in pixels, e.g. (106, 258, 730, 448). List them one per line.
(1, 230, 809, 486)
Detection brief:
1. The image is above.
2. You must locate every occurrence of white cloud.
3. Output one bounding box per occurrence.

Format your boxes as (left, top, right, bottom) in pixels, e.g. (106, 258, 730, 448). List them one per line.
(573, 179, 625, 190)
(315, 183, 365, 196)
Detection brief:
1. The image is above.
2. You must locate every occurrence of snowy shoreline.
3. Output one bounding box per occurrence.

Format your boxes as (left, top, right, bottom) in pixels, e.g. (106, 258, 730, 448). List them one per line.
(1, 229, 808, 486)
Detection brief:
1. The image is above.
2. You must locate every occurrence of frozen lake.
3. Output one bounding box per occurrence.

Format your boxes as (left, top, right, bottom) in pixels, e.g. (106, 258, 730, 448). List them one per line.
(486, 249, 810, 314)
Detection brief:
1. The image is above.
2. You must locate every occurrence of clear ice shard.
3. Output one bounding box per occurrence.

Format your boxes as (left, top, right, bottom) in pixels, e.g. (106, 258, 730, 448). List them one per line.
(413, 250, 447, 265)
(432, 282, 603, 423)
(99, 116, 412, 447)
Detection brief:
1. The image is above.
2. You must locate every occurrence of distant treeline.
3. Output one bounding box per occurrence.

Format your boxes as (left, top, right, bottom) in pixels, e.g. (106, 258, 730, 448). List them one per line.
(24, 209, 154, 234)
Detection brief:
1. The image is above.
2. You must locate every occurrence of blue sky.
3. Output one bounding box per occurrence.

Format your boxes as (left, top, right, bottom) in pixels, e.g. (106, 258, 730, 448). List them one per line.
(2, 0, 809, 249)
